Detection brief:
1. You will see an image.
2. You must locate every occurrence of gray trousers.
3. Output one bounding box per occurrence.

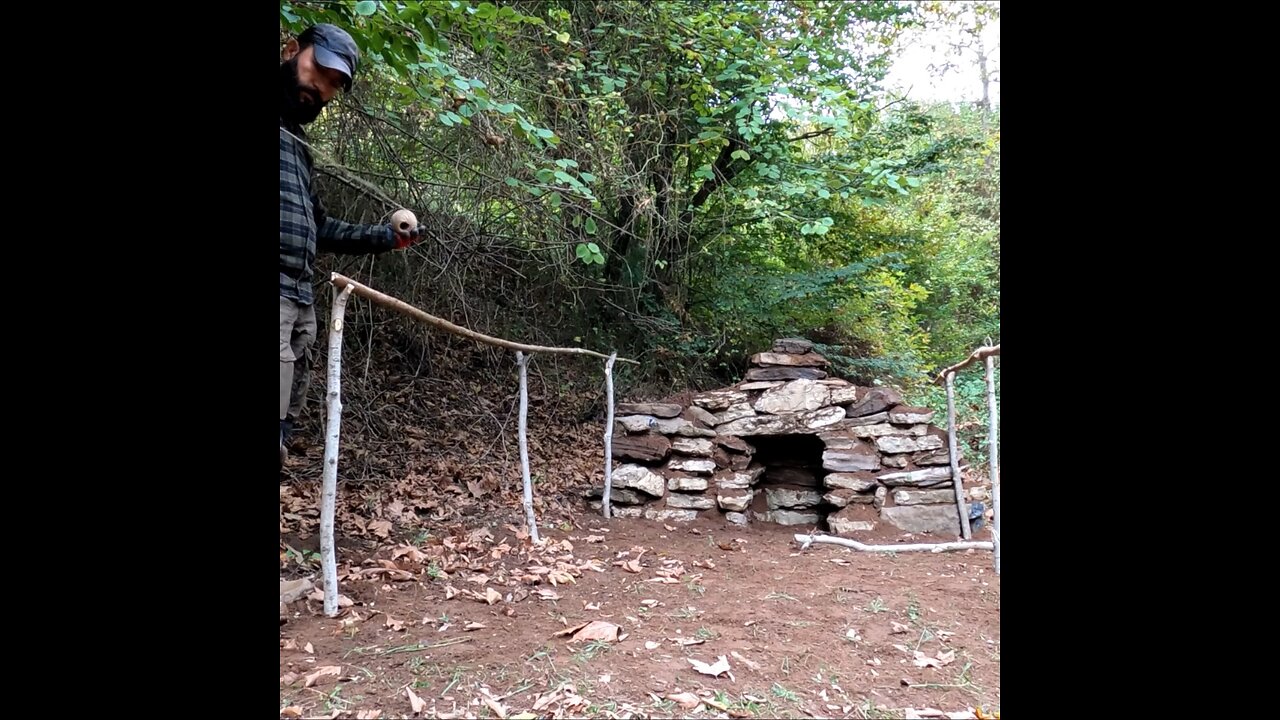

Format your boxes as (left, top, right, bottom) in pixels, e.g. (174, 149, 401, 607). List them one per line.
(279, 296, 318, 424)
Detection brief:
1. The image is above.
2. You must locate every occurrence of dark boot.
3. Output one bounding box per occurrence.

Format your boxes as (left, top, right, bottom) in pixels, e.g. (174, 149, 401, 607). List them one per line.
(281, 419, 307, 455)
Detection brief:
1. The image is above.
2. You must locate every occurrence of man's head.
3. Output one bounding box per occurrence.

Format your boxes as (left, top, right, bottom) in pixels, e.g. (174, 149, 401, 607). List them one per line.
(281, 24, 361, 125)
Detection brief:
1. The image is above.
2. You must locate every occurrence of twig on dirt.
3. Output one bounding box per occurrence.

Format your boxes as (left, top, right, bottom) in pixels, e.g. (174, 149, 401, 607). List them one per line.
(793, 534, 993, 553)
(493, 682, 536, 702)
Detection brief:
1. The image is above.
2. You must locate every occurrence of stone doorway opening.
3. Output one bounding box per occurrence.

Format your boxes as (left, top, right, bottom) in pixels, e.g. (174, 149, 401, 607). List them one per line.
(741, 434, 835, 528)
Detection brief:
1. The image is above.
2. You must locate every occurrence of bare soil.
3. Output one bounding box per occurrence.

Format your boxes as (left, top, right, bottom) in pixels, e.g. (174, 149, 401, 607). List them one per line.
(280, 513, 1000, 719)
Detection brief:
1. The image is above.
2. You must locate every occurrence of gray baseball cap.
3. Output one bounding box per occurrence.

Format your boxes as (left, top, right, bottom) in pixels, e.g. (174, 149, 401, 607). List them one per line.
(307, 23, 360, 91)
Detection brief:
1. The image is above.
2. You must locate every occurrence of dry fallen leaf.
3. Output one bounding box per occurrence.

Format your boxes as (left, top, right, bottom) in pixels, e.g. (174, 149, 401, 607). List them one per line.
(356, 710, 382, 719)
(465, 622, 486, 631)
(585, 535, 605, 543)
(306, 590, 354, 607)
(280, 578, 315, 604)
(645, 641, 660, 650)
(616, 559, 642, 573)
(406, 686, 428, 713)
(481, 696, 508, 718)
(913, 650, 955, 669)
(845, 628, 862, 642)
(282, 638, 299, 650)
(304, 642, 315, 654)
(891, 621, 911, 634)
(385, 616, 405, 632)
(641, 599, 659, 608)
(584, 601, 601, 611)
(280, 707, 303, 718)
(730, 651, 762, 672)
(670, 636, 705, 646)
(392, 545, 428, 563)
(687, 655, 733, 680)
(303, 665, 343, 688)
(369, 519, 393, 538)
(445, 584, 460, 600)
(553, 620, 622, 643)
(483, 587, 503, 605)
(536, 589, 561, 601)
(280, 672, 299, 685)
(667, 692, 701, 710)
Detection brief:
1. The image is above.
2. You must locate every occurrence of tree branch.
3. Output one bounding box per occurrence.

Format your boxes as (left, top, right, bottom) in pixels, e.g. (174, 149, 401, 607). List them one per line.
(330, 273, 638, 364)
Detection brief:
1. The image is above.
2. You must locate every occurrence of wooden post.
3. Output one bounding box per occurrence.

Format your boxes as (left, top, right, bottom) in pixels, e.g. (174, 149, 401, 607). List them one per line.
(945, 372, 972, 540)
(986, 354, 1000, 575)
(602, 352, 617, 519)
(516, 351, 540, 543)
(320, 284, 354, 617)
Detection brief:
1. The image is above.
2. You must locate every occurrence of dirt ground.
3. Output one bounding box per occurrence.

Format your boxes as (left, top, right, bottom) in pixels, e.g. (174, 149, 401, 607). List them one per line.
(280, 512, 1000, 720)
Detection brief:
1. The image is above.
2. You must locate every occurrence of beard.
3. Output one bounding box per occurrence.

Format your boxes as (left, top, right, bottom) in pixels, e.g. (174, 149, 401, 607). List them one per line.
(280, 57, 325, 126)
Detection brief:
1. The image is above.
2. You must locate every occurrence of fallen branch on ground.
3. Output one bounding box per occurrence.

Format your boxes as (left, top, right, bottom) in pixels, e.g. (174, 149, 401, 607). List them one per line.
(794, 534, 994, 553)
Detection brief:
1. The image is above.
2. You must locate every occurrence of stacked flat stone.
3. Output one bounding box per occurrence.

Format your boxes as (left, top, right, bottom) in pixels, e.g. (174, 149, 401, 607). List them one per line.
(591, 338, 974, 535)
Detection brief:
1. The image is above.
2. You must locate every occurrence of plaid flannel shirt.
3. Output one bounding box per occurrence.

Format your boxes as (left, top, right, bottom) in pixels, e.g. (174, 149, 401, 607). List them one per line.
(280, 118, 394, 306)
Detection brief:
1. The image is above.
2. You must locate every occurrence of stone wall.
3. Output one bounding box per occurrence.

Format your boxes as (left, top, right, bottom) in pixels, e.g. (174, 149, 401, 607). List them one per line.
(589, 338, 979, 536)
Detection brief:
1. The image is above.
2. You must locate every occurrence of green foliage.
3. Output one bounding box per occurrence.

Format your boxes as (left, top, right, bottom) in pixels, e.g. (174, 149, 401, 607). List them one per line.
(911, 366, 1000, 470)
(278, 1, 998, 412)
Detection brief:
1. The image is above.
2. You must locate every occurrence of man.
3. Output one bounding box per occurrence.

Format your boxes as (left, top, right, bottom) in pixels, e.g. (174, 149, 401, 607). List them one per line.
(281, 23, 422, 467)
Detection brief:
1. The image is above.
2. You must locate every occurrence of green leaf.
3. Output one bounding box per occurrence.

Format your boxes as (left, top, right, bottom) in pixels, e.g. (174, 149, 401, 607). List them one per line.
(452, 78, 472, 91)
(281, 5, 300, 23)
(548, 192, 562, 208)
(575, 244, 590, 260)
(585, 217, 598, 235)
(556, 31, 570, 44)
(355, 1, 377, 16)
(504, 177, 520, 187)
(535, 128, 555, 139)
(579, 172, 597, 183)
(587, 242, 601, 254)
(475, 2, 497, 19)
(906, 176, 922, 188)
(731, 149, 751, 161)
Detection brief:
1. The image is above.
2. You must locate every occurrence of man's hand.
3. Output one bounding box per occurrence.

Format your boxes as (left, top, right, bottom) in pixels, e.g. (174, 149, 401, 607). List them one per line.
(392, 223, 422, 249)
